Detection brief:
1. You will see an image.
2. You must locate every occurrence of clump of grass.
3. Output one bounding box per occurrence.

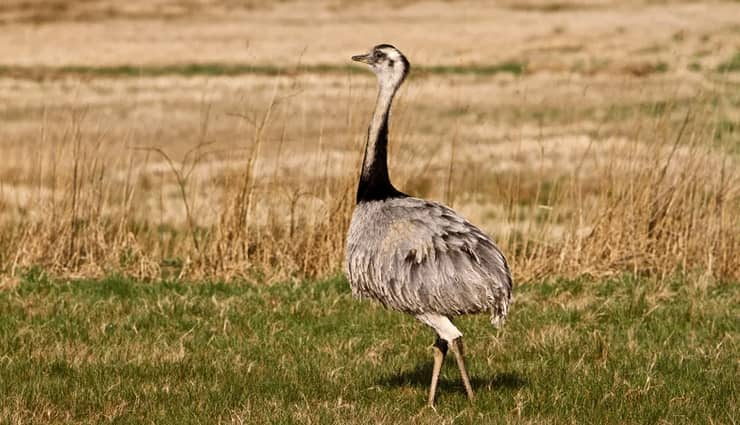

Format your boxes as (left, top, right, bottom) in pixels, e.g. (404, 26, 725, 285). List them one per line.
(717, 51, 740, 73)
(622, 61, 669, 76)
(423, 62, 526, 76)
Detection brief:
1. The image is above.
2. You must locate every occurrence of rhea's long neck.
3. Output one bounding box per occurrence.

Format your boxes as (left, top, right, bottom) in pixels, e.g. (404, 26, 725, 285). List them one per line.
(356, 83, 406, 203)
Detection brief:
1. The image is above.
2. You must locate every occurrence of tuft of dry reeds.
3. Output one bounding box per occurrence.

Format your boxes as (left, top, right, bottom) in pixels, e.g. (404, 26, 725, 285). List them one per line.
(511, 110, 739, 282)
(0, 74, 738, 284)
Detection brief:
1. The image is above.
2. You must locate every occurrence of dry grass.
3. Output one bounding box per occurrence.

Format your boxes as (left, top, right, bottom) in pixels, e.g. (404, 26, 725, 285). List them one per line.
(0, 0, 738, 283)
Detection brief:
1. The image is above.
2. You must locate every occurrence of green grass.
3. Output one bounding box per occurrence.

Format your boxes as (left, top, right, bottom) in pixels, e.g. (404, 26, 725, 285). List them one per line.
(0, 61, 525, 80)
(654, 62, 669, 73)
(717, 51, 740, 73)
(422, 62, 525, 76)
(688, 62, 702, 72)
(0, 273, 737, 424)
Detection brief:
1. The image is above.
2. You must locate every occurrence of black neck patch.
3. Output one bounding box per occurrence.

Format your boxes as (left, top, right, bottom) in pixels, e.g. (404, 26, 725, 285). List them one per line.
(356, 114, 407, 203)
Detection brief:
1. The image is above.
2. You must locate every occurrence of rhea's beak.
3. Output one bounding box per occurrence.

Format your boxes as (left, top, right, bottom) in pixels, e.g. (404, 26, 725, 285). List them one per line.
(351, 53, 373, 64)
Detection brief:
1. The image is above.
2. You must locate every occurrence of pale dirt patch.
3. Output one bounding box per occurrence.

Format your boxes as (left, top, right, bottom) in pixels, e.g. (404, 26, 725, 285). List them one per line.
(0, 274, 21, 290)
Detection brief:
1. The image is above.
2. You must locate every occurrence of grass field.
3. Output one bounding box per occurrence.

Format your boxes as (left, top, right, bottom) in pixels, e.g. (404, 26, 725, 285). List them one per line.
(0, 1, 739, 423)
(0, 273, 737, 424)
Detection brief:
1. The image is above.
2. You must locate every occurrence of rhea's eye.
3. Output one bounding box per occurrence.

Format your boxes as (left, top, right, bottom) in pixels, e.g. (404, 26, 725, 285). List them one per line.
(373, 51, 383, 59)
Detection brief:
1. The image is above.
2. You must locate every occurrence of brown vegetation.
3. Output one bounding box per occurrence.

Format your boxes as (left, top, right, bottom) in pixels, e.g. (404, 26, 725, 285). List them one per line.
(0, 0, 738, 283)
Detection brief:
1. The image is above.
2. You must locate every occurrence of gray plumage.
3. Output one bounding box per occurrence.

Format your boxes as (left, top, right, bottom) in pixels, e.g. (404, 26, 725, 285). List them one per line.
(345, 196, 511, 326)
(344, 43, 513, 406)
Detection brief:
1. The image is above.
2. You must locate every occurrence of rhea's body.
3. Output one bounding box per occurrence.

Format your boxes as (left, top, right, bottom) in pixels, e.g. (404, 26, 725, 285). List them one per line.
(346, 196, 510, 325)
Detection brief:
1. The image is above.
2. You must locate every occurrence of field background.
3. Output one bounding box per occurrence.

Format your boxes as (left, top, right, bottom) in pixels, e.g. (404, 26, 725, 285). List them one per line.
(1, 0, 738, 283)
(0, 1, 738, 423)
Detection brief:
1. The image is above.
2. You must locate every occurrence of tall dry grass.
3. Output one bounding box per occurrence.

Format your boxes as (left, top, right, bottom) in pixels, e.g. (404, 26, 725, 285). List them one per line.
(0, 74, 738, 284)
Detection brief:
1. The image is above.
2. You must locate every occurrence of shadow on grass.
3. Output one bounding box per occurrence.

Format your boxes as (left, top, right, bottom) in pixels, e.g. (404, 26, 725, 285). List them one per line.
(378, 361, 526, 393)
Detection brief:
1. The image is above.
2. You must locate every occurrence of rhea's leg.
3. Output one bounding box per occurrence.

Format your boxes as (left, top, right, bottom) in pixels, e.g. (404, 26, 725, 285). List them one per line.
(428, 336, 448, 407)
(416, 313, 466, 404)
(450, 337, 475, 401)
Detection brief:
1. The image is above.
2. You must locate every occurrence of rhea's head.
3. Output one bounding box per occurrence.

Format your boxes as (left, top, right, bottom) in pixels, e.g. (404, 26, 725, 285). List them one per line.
(352, 44, 410, 90)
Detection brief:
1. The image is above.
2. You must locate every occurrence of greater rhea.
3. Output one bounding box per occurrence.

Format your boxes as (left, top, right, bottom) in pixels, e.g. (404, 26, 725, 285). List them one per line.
(345, 44, 513, 406)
